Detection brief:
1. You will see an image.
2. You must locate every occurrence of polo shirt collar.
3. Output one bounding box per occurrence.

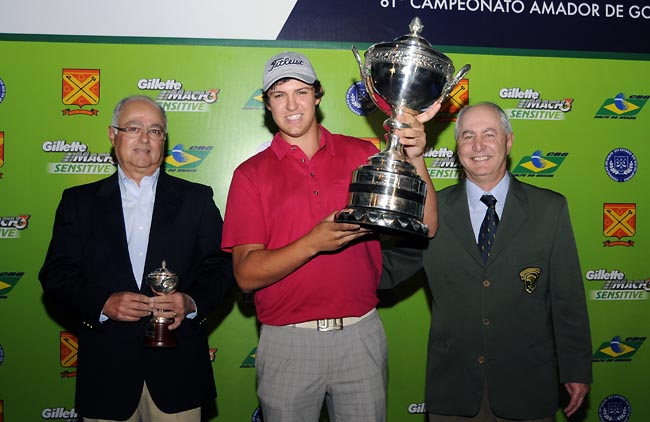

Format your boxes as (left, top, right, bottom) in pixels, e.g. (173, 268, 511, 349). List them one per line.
(269, 125, 337, 160)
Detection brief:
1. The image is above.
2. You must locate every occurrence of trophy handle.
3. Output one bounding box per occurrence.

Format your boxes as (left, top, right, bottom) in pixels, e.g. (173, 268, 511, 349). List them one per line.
(351, 46, 368, 80)
(439, 64, 471, 101)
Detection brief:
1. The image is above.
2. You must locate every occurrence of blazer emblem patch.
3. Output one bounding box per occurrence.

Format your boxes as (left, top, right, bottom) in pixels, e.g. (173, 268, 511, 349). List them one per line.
(519, 267, 541, 294)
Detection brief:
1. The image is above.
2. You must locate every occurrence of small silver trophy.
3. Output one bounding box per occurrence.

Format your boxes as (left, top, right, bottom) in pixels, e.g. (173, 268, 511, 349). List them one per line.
(144, 260, 179, 347)
(335, 17, 471, 237)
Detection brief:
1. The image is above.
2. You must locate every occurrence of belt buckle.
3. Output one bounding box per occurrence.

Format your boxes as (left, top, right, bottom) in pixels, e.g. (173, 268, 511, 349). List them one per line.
(317, 318, 343, 332)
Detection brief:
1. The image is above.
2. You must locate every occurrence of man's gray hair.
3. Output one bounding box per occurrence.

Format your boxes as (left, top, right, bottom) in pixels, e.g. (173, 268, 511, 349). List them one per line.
(454, 102, 512, 140)
(111, 95, 167, 130)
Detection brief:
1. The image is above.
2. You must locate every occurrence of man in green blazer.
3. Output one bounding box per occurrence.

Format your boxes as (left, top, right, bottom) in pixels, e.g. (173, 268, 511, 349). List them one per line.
(382, 102, 592, 421)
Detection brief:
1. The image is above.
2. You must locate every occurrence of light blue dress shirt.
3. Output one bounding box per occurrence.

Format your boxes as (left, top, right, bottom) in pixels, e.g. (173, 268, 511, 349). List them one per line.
(118, 166, 159, 287)
(466, 173, 510, 243)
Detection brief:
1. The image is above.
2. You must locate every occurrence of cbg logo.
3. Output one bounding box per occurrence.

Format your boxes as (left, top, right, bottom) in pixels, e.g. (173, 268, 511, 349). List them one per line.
(594, 93, 648, 120)
(165, 145, 213, 173)
(593, 336, 646, 362)
(512, 150, 568, 177)
(240, 347, 257, 368)
(0, 271, 24, 298)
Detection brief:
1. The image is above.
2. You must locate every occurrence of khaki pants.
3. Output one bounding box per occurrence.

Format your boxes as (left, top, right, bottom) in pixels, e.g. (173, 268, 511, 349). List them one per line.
(83, 382, 200, 422)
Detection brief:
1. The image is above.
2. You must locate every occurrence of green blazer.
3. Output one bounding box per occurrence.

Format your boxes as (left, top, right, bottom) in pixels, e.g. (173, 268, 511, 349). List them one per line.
(382, 176, 592, 419)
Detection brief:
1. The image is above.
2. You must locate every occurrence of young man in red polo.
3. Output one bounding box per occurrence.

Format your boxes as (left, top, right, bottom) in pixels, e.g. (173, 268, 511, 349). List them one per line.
(222, 51, 439, 422)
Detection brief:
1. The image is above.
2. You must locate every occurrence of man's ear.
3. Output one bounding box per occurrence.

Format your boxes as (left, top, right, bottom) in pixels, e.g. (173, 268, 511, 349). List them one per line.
(108, 126, 116, 147)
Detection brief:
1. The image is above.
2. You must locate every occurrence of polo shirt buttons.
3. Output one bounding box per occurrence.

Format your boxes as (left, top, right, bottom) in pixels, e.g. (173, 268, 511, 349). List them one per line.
(482, 318, 490, 326)
(310, 173, 315, 177)
(483, 280, 491, 287)
(478, 356, 486, 364)
(314, 191, 319, 196)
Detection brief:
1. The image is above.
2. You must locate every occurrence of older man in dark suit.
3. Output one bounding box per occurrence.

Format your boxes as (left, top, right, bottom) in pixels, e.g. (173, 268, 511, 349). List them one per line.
(382, 102, 592, 422)
(39, 95, 233, 422)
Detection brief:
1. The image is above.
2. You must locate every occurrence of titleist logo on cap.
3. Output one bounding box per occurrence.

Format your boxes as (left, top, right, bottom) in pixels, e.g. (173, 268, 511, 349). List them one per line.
(268, 57, 305, 71)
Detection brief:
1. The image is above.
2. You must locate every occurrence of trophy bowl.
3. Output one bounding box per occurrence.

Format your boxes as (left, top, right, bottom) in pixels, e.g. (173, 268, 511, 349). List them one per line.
(335, 17, 470, 237)
(144, 260, 179, 348)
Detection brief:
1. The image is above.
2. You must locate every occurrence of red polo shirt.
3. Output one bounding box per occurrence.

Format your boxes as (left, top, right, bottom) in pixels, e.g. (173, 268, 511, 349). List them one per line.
(222, 126, 381, 325)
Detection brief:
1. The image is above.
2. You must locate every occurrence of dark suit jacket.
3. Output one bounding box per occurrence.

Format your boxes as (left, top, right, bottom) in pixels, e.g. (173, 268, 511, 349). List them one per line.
(382, 176, 592, 419)
(39, 171, 233, 420)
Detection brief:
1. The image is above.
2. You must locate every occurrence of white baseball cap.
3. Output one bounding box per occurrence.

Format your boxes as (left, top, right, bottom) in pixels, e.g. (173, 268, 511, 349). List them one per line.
(262, 51, 318, 92)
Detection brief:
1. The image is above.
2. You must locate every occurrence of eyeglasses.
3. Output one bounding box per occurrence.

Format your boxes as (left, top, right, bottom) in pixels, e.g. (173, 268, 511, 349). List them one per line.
(112, 126, 166, 141)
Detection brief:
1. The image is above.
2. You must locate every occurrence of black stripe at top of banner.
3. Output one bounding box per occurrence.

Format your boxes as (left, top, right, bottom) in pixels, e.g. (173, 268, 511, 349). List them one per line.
(277, 0, 650, 55)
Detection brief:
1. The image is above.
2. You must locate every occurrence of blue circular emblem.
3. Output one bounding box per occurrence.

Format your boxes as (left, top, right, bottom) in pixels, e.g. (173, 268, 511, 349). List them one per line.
(251, 406, 264, 422)
(598, 394, 631, 422)
(171, 144, 186, 163)
(605, 148, 637, 182)
(614, 93, 627, 111)
(345, 81, 377, 116)
(0, 78, 6, 104)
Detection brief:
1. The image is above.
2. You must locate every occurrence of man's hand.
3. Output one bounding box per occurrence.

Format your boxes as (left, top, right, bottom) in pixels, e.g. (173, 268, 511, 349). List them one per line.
(304, 211, 373, 255)
(102, 291, 153, 322)
(395, 100, 442, 160)
(564, 382, 590, 417)
(151, 292, 196, 330)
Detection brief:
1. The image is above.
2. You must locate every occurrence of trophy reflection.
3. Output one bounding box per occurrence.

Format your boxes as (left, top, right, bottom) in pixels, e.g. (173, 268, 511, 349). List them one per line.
(144, 260, 179, 347)
(335, 17, 471, 237)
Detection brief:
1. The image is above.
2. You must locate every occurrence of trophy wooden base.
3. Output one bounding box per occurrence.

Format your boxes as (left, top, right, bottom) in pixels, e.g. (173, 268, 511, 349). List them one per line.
(144, 318, 177, 348)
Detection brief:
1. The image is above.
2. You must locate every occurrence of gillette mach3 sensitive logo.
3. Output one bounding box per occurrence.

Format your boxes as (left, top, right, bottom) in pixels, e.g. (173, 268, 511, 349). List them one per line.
(586, 268, 649, 301)
(425, 147, 462, 179)
(138, 78, 219, 112)
(0, 215, 30, 238)
(43, 140, 115, 174)
(500, 87, 573, 120)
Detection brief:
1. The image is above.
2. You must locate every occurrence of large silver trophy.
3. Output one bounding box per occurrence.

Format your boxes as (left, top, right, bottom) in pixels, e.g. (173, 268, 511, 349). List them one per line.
(144, 260, 179, 347)
(335, 17, 470, 237)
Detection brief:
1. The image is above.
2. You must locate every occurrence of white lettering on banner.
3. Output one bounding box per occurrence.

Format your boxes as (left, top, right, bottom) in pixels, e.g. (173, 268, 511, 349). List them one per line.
(41, 407, 78, 419)
(48, 163, 116, 174)
(42, 141, 88, 153)
(409, 0, 526, 13)
(591, 290, 648, 300)
(0, 228, 19, 238)
(385, 0, 647, 21)
(629, 5, 650, 19)
(529, 1, 601, 17)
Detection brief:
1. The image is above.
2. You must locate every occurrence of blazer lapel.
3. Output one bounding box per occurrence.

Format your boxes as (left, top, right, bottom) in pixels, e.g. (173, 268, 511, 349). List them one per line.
(442, 182, 485, 267)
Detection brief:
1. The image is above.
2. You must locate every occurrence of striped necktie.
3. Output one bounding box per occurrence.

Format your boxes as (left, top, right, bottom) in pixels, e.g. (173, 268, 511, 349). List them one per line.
(478, 194, 499, 264)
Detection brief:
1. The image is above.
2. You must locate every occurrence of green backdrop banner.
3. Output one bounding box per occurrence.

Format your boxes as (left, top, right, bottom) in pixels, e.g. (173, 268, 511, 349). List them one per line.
(0, 39, 648, 422)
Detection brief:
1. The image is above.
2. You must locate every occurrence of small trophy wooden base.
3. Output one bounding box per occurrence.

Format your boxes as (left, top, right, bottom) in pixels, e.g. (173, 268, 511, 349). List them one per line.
(144, 317, 177, 348)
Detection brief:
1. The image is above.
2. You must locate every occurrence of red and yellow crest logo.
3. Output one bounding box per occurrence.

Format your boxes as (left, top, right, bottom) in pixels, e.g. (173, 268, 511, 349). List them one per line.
(62, 69, 100, 116)
(0, 131, 4, 168)
(60, 331, 78, 378)
(603, 203, 636, 247)
(437, 78, 469, 122)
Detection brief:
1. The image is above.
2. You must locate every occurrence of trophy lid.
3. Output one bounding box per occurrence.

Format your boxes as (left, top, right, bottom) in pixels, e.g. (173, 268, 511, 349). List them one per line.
(371, 17, 452, 64)
(147, 260, 178, 294)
